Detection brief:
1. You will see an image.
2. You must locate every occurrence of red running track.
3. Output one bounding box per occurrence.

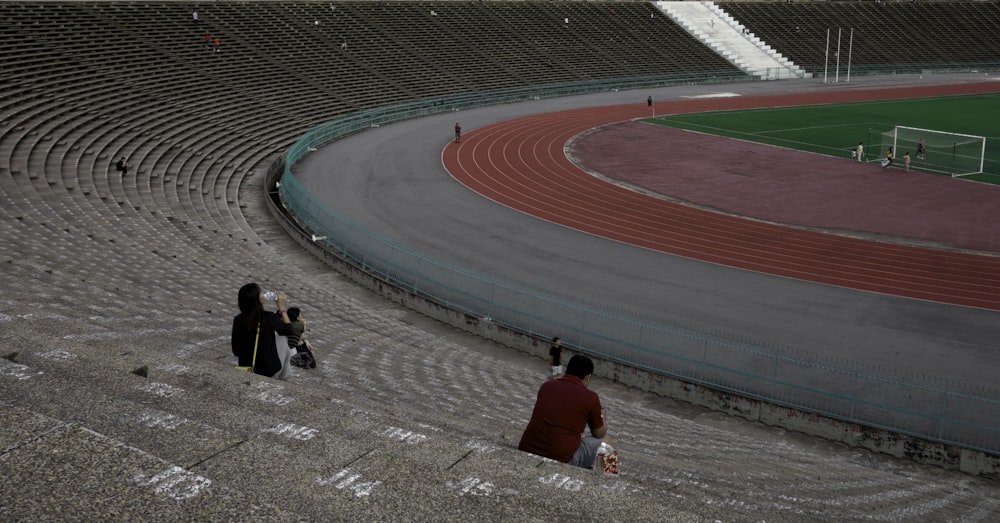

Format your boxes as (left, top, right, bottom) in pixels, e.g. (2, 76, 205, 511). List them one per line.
(442, 82, 1000, 311)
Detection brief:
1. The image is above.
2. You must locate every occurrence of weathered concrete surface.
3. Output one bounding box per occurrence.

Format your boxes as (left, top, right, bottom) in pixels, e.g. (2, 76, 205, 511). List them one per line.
(1, 2, 998, 517)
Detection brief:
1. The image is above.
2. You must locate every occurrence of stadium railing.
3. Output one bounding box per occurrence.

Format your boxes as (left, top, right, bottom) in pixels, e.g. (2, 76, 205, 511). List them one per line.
(813, 62, 1000, 78)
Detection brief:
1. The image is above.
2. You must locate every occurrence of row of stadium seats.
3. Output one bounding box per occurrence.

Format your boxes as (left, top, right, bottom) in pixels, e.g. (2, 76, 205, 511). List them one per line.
(2, 2, 999, 519)
(719, 1, 1000, 72)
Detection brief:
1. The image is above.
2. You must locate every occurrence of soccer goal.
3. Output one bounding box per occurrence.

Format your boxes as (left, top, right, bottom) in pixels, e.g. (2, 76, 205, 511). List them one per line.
(877, 126, 986, 177)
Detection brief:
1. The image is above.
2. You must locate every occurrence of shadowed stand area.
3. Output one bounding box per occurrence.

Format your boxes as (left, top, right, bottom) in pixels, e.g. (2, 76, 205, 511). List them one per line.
(2, 2, 999, 521)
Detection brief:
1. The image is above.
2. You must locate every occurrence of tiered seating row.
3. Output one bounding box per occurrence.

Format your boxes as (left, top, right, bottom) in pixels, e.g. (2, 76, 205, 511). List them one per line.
(3, 2, 1000, 519)
(719, 1, 1000, 73)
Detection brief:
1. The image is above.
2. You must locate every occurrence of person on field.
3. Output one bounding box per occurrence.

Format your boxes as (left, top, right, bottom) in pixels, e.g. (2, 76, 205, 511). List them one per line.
(882, 147, 894, 169)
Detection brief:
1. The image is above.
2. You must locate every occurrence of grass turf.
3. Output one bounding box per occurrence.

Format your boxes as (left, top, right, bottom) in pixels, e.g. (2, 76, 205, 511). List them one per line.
(647, 93, 1000, 184)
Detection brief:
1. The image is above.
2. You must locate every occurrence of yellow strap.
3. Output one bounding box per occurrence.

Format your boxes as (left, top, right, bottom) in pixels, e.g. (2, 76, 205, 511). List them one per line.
(250, 323, 260, 371)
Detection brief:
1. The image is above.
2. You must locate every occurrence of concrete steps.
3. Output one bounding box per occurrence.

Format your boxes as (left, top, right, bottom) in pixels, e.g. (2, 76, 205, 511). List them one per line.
(0, 2, 997, 520)
(656, 1, 809, 80)
(3, 248, 999, 520)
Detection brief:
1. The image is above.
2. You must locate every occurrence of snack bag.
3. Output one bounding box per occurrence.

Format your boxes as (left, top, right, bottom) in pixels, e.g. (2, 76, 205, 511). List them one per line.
(596, 442, 619, 476)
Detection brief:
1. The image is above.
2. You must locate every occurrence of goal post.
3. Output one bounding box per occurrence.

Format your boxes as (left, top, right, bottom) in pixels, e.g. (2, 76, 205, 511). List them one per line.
(878, 126, 986, 177)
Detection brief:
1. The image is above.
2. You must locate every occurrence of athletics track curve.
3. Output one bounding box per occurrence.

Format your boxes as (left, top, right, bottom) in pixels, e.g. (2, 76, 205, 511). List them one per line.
(442, 82, 1000, 311)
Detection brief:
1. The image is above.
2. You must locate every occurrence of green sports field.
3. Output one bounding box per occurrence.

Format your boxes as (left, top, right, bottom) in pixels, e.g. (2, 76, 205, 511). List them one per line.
(648, 93, 1000, 184)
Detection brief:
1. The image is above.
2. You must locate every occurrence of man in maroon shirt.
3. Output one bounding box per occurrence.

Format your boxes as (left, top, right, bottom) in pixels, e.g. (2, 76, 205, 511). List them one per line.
(518, 355, 612, 468)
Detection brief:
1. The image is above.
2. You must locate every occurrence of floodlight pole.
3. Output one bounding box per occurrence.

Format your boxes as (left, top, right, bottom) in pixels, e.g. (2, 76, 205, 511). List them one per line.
(835, 28, 842, 83)
(824, 29, 830, 83)
(846, 28, 853, 83)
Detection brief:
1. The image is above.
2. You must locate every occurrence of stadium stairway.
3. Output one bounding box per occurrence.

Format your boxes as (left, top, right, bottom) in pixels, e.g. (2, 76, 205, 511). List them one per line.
(717, 1, 1000, 75)
(656, 1, 807, 79)
(2, 2, 999, 520)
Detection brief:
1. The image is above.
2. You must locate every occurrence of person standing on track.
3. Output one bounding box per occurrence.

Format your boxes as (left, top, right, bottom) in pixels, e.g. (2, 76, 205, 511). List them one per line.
(454, 122, 461, 143)
(549, 336, 563, 380)
(903, 151, 911, 173)
(856, 141, 864, 162)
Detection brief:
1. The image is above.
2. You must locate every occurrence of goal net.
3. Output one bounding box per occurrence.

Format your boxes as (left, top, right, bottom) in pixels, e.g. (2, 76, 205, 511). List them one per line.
(878, 126, 986, 177)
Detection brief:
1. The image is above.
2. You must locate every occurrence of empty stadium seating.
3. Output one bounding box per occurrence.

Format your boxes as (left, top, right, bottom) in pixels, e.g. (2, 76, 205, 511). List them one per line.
(718, 1, 1000, 74)
(2, 2, 999, 520)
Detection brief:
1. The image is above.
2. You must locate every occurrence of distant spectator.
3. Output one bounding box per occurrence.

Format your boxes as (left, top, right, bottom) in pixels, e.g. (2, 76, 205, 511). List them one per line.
(204, 34, 211, 48)
(192, 11, 198, 23)
(213, 37, 220, 53)
(549, 337, 563, 379)
(454, 122, 461, 143)
(116, 157, 128, 177)
(519, 355, 614, 469)
(856, 141, 864, 162)
(286, 307, 317, 369)
(341, 37, 348, 50)
(232, 283, 294, 379)
(286, 307, 305, 349)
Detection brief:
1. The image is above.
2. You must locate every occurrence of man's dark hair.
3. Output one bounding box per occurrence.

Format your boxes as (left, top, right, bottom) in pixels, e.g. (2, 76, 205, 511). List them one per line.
(564, 354, 594, 379)
(287, 307, 301, 322)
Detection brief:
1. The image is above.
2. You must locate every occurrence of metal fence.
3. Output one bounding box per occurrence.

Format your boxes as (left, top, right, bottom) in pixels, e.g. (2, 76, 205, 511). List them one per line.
(809, 62, 1000, 83)
(278, 73, 1000, 455)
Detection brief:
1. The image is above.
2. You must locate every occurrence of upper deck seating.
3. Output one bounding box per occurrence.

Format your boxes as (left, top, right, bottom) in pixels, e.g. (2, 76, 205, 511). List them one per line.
(718, 1, 1000, 74)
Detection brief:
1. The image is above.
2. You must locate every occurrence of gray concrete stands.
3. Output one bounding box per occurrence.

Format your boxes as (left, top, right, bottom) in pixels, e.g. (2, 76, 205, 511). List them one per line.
(1, 1, 997, 516)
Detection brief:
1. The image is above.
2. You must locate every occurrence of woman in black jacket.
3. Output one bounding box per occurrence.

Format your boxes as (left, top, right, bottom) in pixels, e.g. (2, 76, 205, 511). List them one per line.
(232, 282, 294, 378)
